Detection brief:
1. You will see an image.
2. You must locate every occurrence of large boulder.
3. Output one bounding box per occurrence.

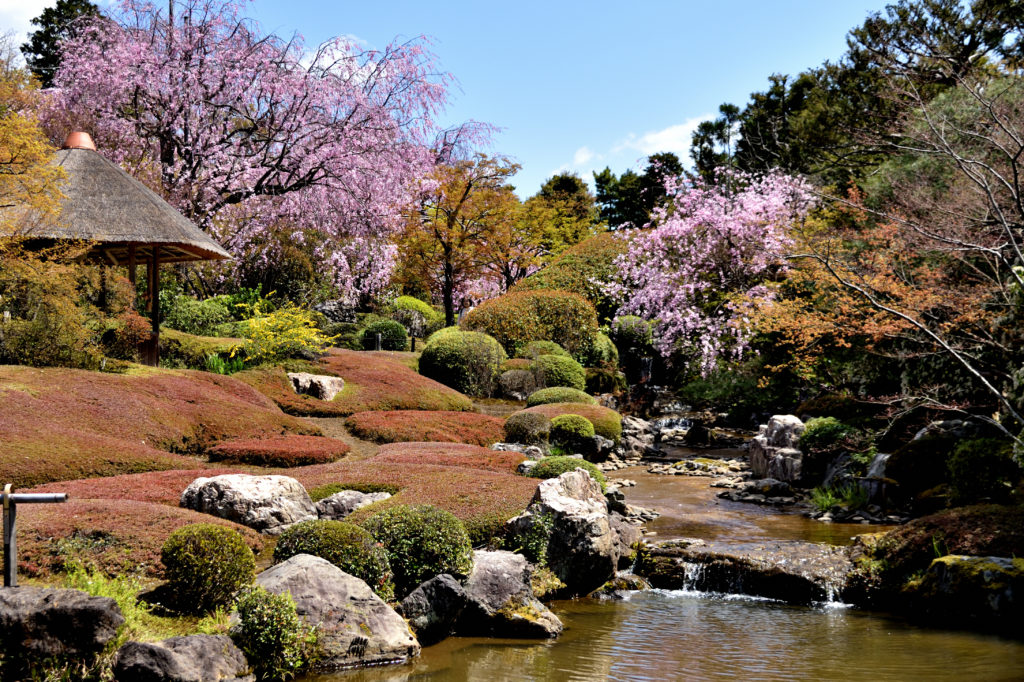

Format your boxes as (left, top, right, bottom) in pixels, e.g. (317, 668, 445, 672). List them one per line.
(181, 474, 317, 535)
(906, 555, 1024, 631)
(0, 587, 124, 661)
(458, 550, 562, 639)
(397, 574, 468, 645)
(507, 470, 620, 596)
(315, 490, 391, 520)
(254, 554, 419, 669)
(617, 416, 654, 460)
(114, 635, 252, 682)
(748, 415, 805, 482)
(287, 372, 345, 402)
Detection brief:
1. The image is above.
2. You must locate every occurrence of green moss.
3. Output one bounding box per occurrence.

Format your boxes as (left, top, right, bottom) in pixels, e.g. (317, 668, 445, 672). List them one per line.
(550, 414, 595, 451)
(527, 456, 606, 491)
(526, 387, 596, 407)
(308, 482, 401, 502)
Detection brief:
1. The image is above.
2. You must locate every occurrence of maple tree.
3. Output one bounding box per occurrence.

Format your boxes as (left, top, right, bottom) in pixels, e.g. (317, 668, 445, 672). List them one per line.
(46, 0, 453, 304)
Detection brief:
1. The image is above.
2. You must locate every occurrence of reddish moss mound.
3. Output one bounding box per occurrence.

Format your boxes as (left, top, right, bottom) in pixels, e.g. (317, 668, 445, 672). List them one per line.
(8, 499, 263, 579)
(236, 350, 473, 417)
(374, 442, 523, 474)
(292, 459, 537, 544)
(28, 468, 235, 506)
(0, 366, 317, 488)
(208, 435, 350, 467)
(519, 402, 622, 442)
(346, 411, 505, 447)
(873, 504, 1024, 579)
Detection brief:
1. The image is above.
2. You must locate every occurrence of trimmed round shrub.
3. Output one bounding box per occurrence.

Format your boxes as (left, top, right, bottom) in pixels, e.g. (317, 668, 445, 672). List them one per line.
(947, 438, 1018, 505)
(517, 340, 570, 359)
(584, 331, 619, 367)
(504, 411, 551, 445)
(163, 295, 233, 336)
(231, 587, 314, 681)
(527, 387, 596, 407)
(362, 504, 473, 598)
(391, 296, 442, 339)
(499, 369, 538, 401)
(425, 325, 461, 344)
(161, 524, 255, 612)
(550, 414, 595, 451)
(527, 455, 606, 491)
(360, 319, 408, 351)
(465, 289, 599, 360)
(391, 295, 435, 317)
(586, 367, 626, 394)
(418, 330, 506, 397)
(511, 232, 627, 323)
(520, 403, 622, 442)
(531, 354, 586, 391)
(274, 520, 394, 599)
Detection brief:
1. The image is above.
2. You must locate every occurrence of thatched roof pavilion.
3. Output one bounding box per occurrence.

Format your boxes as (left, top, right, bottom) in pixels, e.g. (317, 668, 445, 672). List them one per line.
(18, 132, 231, 365)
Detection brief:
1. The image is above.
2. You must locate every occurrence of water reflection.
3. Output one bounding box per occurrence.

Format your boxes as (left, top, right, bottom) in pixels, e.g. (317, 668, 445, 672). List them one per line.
(310, 591, 1024, 682)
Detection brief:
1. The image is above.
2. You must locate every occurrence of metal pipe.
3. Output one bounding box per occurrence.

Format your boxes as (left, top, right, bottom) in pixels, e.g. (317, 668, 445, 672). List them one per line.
(2, 485, 68, 587)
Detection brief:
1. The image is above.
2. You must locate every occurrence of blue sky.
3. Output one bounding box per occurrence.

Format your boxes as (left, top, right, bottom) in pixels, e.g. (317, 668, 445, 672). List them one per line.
(3, 0, 891, 196)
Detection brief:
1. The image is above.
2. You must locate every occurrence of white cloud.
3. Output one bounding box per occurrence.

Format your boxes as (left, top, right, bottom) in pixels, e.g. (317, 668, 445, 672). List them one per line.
(615, 114, 714, 157)
(0, 0, 53, 47)
(572, 146, 596, 166)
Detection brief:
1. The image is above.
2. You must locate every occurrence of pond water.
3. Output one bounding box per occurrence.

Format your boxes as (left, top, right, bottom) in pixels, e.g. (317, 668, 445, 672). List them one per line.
(308, 462, 1024, 682)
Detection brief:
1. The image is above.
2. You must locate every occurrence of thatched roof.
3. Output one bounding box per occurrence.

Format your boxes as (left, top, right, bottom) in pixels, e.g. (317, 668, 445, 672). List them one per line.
(20, 145, 231, 265)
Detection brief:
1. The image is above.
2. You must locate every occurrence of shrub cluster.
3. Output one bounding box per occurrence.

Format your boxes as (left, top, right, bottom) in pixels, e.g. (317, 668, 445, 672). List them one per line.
(362, 504, 473, 598)
(511, 232, 627, 323)
(274, 520, 394, 599)
(519, 403, 622, 442)
(231, 586, 316, 681)
(360, 319, 408, 351)
(499, 369, 538, 400)
(163, 295, 233, 336)
(527, 456, 606, 491)
(242, 306, 337, 363)
(389, 296, 444, 338)
(584, 331, 619, 367)
(947, 438, 1018, 504)
(799, 417, 852, 452)
(465, 289, 599, 360)
(517, 340, 570, 359)
(161, 524, 255, 613)
(550, 414, 595, 451)
(531, 354, 586, 391)
(527, 387, 596, 407)
(585, 367, 626, 395)
(207, 435, 350, 467)
(504, 412, 552, 445)
(418, 329, 506, 397)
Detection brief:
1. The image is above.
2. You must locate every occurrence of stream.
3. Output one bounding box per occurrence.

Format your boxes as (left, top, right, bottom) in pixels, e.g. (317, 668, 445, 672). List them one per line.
(309, 459, 1024, 681)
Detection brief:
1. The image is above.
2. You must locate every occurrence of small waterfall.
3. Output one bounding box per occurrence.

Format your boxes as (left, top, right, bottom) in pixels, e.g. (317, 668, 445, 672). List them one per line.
(681, 561, 704, 591)
(866, 452, 890, 478)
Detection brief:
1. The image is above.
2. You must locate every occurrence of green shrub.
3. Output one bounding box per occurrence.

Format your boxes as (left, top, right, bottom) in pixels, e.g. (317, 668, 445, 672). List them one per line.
(161, 524, 255, 613)
(520, 403, 622, 442)
(527, 456, 606, 491)
(163, 295, 233, 336)
(465, 289, 599, 361)
(517, 340, 570, 359)
(511, 232, 627, 323)
(418, 330, 506, 397)
(800, 417, 852, 452)
(550, 414, 595, 451)
(531, 354, 586, 391)
(231, 586, 317, 681)
(947, 438, 1018, 505)
(584, 331, 619, 367)
(273, 520, 394, 600)
(362, 504, 474, 598)
(425, 325, 461, 344)
(360, 319, 408, 351)
(504, 411, 551, 445)
(585, 367, 626, 394)
(610, 315, 653, 352)
(391, 295, 435, 317)
(527, 387, 596, 407)
(499, 369, 538, 400)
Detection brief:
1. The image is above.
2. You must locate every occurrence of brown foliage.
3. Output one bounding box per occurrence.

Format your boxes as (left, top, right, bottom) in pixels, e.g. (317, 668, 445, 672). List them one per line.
(346, 411, 505, 446)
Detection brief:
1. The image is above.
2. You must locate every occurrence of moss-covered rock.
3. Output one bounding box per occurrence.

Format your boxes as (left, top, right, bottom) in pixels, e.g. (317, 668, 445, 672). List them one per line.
(903, 555, 1024, 631)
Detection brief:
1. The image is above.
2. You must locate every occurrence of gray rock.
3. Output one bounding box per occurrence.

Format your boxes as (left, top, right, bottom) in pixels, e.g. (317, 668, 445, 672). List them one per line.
(114, 635, 253, 682)
(749, 415, 805, 482)
(255, 554, 419, 669)
(397, 574, 468, 645)
(313, 300, 356, 324)
(507, 470, 620, 596)
(316, 490, 391, 520)
(287, 372, 345, 401)
(741, 478, 793, 497)
(0, 587, 124, 661)
(491, 442, 546, 459)
(517, 460, 539, 475)
(181, 474, 317, 535)
(459, 550, 562, 638)
(609, 514, 644, 569)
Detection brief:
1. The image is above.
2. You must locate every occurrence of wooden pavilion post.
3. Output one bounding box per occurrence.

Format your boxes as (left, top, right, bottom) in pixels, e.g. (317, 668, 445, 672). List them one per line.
(145, 246, 161, 365)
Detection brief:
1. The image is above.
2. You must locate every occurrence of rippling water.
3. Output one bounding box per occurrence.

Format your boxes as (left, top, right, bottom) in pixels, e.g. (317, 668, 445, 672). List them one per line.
(311, 590, 1024, 682)
(306, 464, 1024, 681)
